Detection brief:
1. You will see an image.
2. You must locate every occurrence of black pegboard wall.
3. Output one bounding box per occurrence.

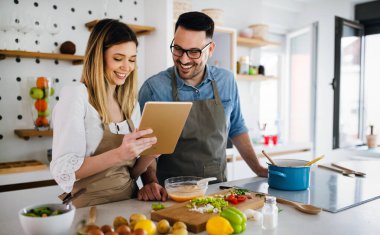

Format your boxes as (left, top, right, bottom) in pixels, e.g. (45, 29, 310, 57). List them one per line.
(0, 0, 144, 163)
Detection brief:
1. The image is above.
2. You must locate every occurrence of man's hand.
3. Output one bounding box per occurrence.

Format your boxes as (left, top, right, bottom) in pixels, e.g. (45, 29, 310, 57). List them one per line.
(137, 182, 168, 201)
(255, 166, 268, 177)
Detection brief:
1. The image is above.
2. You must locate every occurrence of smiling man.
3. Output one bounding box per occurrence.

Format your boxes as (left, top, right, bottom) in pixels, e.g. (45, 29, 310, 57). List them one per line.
(138, 11, 268, 201)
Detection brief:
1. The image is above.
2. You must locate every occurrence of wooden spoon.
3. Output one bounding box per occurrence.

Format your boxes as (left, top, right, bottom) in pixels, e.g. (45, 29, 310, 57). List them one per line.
(262, 150, 277, 166)
(78, 206, 97, 235)
(318, 165, 355, 177)
(276, 197, 322, 214)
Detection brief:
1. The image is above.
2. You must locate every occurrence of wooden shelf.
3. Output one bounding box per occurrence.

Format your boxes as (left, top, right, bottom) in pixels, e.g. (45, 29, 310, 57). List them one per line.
(14, 129, 53, 140)
(85, 20, 155, 36)
(0, 50, 84, 65)
(237, 37, 279, 48)
(236, 74, 277, 81)
(0, 160, 48, 174)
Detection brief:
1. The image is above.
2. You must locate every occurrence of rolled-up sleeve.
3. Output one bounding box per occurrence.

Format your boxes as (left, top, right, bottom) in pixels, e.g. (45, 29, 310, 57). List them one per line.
(50, 85, 87, 192)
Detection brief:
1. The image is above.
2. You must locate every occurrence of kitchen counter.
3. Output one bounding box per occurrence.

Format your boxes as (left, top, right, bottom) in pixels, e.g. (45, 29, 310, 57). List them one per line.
(1, 150, 379, 235)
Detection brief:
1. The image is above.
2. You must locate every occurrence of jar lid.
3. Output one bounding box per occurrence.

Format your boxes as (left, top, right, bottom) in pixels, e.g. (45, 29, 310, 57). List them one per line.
(265, 196, 276, 203)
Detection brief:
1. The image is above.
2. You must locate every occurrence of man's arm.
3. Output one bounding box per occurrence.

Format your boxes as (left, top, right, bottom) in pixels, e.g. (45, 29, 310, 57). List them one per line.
(231, 132, 268, 177)
(137, 160, 168, 201)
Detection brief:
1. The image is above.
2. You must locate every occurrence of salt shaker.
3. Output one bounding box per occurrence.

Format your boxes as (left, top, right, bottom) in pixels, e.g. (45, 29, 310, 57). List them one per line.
(262, 196, 278, 230)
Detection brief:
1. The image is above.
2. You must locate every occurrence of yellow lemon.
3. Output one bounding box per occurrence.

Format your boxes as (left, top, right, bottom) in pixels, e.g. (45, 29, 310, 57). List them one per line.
(206, 216, 234, 235)
(134, 219, 157, 235)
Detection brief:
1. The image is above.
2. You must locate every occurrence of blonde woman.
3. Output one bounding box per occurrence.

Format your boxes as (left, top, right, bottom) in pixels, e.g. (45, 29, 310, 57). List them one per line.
(50, 19, 157, 207)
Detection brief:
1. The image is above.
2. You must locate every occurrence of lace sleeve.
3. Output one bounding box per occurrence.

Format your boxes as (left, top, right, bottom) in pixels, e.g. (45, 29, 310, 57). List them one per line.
(50, 85, 87, 192)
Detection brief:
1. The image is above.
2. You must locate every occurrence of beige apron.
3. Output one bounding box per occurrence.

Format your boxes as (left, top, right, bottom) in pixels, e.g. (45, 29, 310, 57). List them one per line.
(156, 71, 228, 185)
(59, 118, 137, 208)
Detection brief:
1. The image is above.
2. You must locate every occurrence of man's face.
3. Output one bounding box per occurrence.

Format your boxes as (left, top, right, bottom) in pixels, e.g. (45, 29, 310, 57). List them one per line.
(171, 26, 215, 84)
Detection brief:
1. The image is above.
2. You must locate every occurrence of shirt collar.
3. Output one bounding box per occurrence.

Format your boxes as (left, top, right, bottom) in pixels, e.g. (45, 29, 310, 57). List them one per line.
(173, 64, 213, 89)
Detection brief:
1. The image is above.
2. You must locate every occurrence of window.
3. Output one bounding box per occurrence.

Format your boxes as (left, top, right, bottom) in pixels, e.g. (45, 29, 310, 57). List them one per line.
(333, 17, 364, 149)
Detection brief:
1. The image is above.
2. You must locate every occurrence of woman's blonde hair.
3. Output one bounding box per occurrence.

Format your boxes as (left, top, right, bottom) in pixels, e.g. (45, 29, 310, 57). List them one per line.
(81, 19, 138, 124)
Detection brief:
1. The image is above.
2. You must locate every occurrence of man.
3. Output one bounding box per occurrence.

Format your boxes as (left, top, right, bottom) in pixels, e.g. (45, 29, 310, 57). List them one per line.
(137, 11, 268, 201)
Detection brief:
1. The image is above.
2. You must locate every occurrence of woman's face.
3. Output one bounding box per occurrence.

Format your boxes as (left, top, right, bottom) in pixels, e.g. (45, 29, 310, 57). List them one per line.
(104, 41, 137, 86)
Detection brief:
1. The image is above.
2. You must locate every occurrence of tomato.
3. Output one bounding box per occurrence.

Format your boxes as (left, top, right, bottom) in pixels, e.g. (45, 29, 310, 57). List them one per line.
(227, 195, 238, 204)
(236, 195, 247, 202)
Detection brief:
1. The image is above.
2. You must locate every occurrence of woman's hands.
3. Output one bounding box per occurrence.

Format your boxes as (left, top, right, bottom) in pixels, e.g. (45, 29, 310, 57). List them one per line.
(118, 128, 157, 162)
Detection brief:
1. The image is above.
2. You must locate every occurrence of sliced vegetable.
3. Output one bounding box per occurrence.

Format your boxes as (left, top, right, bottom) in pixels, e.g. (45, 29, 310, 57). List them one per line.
(151, 203, 166, 211)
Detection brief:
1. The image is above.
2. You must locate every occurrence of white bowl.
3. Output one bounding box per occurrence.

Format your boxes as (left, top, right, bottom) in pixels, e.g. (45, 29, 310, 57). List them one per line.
(19, 203, 75, 235)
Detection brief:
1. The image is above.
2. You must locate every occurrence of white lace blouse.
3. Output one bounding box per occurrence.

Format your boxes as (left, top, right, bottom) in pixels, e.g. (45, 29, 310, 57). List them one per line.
(50, 83, 141, 193)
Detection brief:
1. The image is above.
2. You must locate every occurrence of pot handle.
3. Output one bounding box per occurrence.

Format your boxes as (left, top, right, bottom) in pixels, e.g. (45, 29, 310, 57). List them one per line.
(270, 170, 286, 178)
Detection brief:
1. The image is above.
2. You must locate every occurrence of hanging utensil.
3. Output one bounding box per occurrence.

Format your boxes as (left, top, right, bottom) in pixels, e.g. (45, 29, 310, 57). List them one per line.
(304, 155, 325, 166)
(262, 150, 277, 166)
(331, 163, 366, 177)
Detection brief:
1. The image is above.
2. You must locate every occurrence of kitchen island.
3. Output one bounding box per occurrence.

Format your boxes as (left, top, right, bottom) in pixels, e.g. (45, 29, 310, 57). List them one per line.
(1, 151, 379, 235)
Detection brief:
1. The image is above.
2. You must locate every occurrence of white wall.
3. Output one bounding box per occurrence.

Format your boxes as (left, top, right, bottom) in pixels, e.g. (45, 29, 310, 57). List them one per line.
(0, 0, 146, 163)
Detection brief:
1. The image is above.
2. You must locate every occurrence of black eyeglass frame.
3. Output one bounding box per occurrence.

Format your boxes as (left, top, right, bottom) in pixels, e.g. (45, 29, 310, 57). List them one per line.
(169, 39, 212, 59)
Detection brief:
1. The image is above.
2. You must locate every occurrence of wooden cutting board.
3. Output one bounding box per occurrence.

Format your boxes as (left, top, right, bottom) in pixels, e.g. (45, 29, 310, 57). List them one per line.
(151, 190, 264, 233)
(0, 160, 47, 174)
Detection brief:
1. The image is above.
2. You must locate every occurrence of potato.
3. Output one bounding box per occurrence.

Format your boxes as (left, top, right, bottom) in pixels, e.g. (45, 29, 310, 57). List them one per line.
(113, 216, 128, 230)
(157, 219, 170, 234)
(172, 221, 187, 231)
(129, 213, 146, 229)
(172, 228, 188, 235)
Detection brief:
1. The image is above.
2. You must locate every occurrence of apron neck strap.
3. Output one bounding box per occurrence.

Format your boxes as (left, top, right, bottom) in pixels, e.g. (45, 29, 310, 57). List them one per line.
(126, 118, 135, 132)
(170, 67, 222, 105)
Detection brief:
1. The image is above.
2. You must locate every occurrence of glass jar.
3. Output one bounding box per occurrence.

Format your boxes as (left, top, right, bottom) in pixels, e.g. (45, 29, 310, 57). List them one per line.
(262, 196, 278, 230)
(239, 56, 249, 74)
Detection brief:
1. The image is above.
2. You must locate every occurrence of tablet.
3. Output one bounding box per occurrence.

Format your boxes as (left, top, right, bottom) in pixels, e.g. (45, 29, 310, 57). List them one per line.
(139, 101, 193, 156)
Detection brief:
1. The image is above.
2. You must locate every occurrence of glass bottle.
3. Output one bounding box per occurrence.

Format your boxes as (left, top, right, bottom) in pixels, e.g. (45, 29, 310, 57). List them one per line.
(262, 196, 278, 230)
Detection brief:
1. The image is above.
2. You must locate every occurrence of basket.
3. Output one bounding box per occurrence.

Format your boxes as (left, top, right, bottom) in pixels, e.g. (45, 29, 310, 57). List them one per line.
(201, 8, 224, 26)
(249, 24, 268, 39)
(173, 0, 192, 21)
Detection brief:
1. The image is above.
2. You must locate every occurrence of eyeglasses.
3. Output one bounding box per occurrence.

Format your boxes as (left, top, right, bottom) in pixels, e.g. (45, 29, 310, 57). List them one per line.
(170, 40, 212, 59)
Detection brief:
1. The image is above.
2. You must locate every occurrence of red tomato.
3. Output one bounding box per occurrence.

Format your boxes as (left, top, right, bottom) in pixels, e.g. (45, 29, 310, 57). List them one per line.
(237, 195, 247, 202)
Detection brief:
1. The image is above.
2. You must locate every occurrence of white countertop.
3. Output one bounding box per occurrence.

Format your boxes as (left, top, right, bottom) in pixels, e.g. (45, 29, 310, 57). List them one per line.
(1, 149, 380, 235)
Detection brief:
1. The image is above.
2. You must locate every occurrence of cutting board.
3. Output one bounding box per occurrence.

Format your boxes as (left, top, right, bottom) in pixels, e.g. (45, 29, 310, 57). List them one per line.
(150, 190, 264, 233)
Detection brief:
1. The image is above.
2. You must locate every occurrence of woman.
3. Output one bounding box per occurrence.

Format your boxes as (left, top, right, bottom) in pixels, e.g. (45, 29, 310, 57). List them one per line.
(50, 19, 157, 207)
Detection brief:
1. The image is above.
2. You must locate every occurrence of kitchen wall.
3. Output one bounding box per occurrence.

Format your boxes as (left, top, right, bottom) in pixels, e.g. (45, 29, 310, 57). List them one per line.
(0, 0, 369, 164)
(0, 0, 147, 163)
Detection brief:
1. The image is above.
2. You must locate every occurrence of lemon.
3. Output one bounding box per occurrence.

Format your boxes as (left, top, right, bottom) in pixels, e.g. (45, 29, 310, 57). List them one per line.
(134, 219, 157, 235)
(206, 216, 234, 235)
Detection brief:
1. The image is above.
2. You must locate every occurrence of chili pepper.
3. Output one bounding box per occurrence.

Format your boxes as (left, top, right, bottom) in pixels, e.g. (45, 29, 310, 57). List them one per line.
(220, 207, 247, 234)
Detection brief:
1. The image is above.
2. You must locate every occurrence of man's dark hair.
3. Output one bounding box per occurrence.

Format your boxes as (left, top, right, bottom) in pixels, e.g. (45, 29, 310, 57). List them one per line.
(175, 11, 214, 39)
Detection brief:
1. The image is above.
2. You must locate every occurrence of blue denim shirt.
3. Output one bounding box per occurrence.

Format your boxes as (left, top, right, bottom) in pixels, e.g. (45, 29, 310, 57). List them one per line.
(138, 65, 248, 138)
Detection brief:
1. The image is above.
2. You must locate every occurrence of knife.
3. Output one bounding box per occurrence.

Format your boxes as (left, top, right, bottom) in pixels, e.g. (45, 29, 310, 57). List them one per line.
(331, 163, 366, 177)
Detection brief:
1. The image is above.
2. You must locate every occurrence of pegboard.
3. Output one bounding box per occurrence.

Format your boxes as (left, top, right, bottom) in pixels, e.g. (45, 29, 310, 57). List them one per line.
(0, 0, 145, 164)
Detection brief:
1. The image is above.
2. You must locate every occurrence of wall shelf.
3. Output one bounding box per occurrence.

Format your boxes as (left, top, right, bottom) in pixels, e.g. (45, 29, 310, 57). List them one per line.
(236, 74, 277, 81)
(237, 37, 279, 48)
(85, 20, 156, 36)
(0, 50, 84, 65)
(14, 129, 53, 140)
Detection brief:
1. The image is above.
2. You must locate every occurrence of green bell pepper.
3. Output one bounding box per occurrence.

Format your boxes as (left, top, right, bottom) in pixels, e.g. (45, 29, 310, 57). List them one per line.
(220, 207, 246, 234)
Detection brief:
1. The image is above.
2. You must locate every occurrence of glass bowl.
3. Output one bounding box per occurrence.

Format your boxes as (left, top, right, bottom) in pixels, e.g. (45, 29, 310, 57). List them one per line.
(165, 176, 208, 202)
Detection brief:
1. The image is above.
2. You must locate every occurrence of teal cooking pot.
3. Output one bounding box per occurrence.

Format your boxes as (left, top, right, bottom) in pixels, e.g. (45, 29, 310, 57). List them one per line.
(268, 159, 310, 191)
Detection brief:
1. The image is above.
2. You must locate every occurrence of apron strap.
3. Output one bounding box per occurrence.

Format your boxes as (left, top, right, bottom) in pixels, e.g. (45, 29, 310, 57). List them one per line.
(171, 70, 180, 101)
(170, 67, 222, 105)
(126, 118, 135, 132)
(211, 80, 222, 105)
